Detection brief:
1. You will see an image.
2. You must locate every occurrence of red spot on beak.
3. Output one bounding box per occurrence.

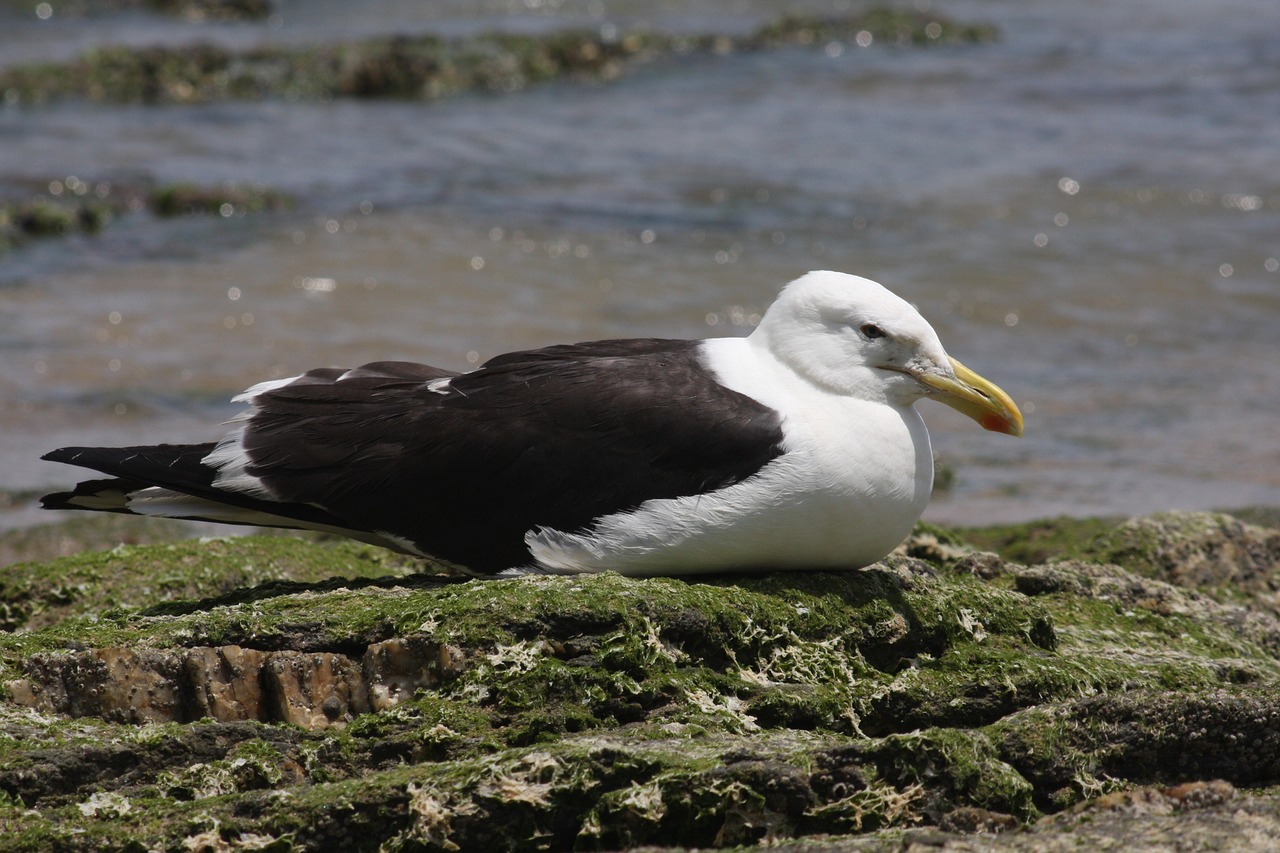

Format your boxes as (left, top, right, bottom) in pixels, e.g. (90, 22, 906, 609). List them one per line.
(982, 413, 1011, 434)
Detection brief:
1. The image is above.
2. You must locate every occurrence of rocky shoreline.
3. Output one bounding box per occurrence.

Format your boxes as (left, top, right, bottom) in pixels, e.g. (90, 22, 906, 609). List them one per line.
(1, 510, 1278, 850)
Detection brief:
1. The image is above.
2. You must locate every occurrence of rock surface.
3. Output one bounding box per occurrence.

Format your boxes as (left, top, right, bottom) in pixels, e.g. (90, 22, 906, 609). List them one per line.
(0, 510, 1278, 851)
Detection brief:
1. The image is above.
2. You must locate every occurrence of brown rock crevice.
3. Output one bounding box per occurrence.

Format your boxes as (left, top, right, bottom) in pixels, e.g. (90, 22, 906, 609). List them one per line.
(7, 636, 467, 729)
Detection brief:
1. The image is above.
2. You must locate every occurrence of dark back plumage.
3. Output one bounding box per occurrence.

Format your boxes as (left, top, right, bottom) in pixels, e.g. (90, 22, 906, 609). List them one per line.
(238, 340, 784, 571)
(45, 340, 785, 573)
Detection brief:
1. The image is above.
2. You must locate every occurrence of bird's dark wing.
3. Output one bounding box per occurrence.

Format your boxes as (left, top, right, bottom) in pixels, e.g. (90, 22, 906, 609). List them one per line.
(40, 361, 462, 536)
(41, 342, 785, 573)
(232, 340, 785, 571)
(39, 443, 357, 532)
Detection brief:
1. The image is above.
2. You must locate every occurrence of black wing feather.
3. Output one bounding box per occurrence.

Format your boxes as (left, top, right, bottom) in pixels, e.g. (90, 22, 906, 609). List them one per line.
(42, 341, 785, 573)
(240, 340, 784, 572)
(40, 444, 359, 530)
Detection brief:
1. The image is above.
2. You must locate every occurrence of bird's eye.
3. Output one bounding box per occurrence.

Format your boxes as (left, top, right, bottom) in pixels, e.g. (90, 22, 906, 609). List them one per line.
(859, 323, 886, 340)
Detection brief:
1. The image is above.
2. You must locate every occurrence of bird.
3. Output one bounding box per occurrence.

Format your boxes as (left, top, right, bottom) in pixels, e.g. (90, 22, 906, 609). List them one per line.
(41, 270, 1022, 577)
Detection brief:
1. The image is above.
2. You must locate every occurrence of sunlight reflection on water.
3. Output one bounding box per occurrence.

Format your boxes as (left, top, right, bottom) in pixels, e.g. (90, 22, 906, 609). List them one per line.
(2, 0, 1279, 532)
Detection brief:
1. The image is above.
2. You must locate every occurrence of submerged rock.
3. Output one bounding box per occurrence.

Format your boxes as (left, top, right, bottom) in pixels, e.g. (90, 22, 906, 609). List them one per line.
(150, 182, 292, 217)
(0, 9, 999, 106)
(0, 179, 295, 254)
(0, 510, 1277, 850)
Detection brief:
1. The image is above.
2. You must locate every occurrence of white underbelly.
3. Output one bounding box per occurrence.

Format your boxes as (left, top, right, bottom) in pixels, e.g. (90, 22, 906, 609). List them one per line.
(523, 399, 933, 576)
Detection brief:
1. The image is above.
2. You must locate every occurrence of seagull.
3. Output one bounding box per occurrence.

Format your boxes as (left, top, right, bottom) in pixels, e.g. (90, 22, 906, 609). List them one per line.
(41, 271, 1022, 576)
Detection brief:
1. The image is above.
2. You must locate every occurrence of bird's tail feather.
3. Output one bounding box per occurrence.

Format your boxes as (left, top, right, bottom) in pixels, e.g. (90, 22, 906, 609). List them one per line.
(42, 444, 220, 493)
(40, 443, 366, 540)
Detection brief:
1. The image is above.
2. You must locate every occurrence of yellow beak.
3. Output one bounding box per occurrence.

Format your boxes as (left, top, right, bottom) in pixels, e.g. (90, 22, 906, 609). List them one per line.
(917, 357, 1024, 436)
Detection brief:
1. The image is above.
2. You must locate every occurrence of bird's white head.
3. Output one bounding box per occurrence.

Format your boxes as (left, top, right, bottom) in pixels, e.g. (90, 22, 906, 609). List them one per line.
(751, 271, 1023, 435)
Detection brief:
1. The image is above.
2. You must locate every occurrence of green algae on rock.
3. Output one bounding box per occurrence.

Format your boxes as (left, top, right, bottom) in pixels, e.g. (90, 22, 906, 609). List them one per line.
(0, 534, 424, 633)
(0, 196, 111, 252)
(0, 8, 999, 106)
(1, 510, 1279, 849)
(1074, 510, 1280, 597)
(0, 179, 295, 253)
(150, 182, 292, 217)
(955, 515, 1122, 567)
(0, 511, 204, 569)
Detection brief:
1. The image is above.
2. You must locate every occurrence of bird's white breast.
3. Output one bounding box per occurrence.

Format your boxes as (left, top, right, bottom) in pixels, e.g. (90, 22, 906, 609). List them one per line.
(523, 336, 934, 575)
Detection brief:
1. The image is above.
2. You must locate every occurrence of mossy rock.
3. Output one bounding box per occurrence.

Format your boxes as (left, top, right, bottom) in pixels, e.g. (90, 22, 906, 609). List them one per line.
(1074, 511, 1280, 597)
(0, 178, 294, 254)
(0, 197, 110, 242)
(955, 515, 1122, 566)
(2, 511, 1280, 849)
(0, 8, 1000, 106)
(150, 182, 292, 217)
(0, 511, 203, 569)
(0, 533, 425, 632)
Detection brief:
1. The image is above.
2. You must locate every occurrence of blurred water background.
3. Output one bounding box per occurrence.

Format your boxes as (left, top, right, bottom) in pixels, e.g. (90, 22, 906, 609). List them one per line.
(1, 0, 1277, 536)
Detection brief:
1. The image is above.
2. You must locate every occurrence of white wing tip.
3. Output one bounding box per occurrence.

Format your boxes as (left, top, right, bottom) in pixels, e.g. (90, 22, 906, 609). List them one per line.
(231, 375, 300, 404)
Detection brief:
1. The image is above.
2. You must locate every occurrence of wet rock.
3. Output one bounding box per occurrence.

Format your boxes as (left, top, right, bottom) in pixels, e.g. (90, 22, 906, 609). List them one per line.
(10, 647, 184, 724)
(937, 805, 1019, 833)
(7, 636, 468, 730)
(363, 636, 468, 712)
(0, 197, 111, 254)
(263, 650, 369, 728)
(992, 687, 1280, 812)
(0, 510, 197, 570)
(1, 511, 1279, 849)
(185, 644, 268, 721)
(1078, 510, 1280, 601)
(0, 9, 1000, 106)
(1007, 558, 1280, 655)
(1006, 780, 1272, 853)
(951, 551, 1011, 581)
(0, 533, 422, 631)
(150, 182, 291, 216)
(895, 522, 976, 565)
(0, 179, 295, 255)
(957, 515, 1122, 567)
(1065, 778, 1235, 817)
